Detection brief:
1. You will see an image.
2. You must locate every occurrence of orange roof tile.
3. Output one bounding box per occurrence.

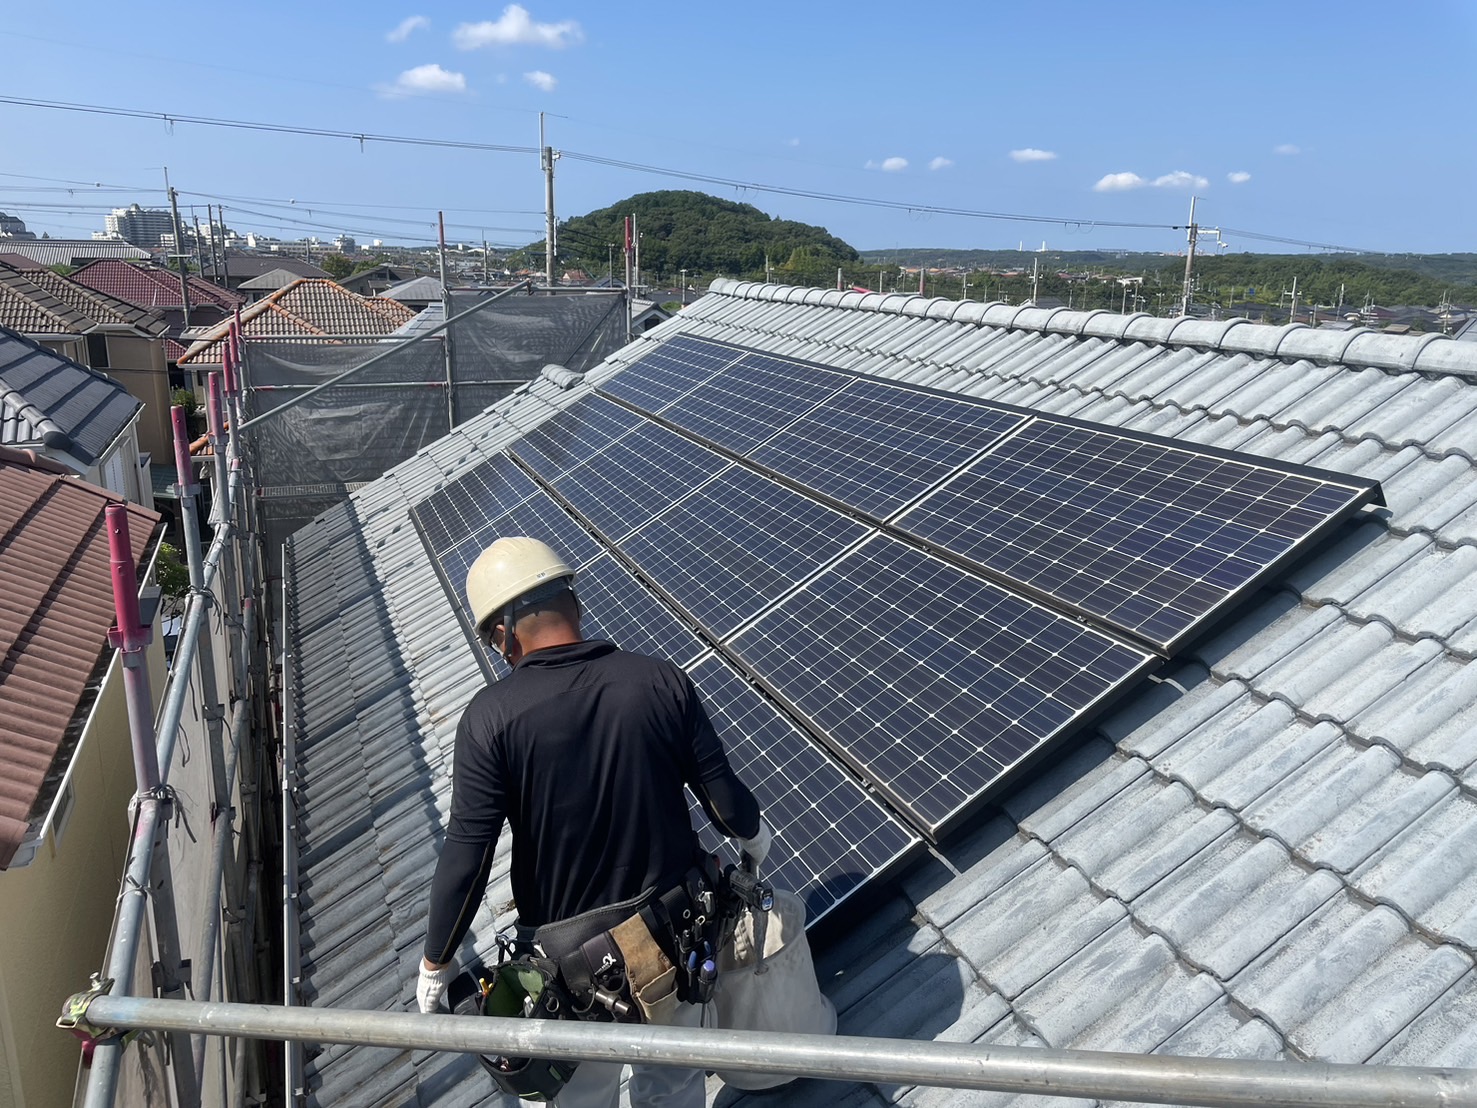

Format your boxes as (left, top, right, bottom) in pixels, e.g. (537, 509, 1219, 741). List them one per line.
(0, 455, 159, 868)
(178, 278, 417, 365)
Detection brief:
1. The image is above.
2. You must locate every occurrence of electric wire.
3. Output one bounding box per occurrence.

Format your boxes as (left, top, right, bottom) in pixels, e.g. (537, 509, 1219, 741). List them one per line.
(0, 94, 1375, 254)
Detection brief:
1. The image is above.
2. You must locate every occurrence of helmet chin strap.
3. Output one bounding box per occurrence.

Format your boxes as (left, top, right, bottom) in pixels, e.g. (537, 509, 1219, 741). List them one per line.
(500, 600, 518, 664)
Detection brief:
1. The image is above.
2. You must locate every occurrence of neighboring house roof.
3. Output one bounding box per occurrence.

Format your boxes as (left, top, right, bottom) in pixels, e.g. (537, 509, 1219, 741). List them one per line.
(238, 267, 315, 292)
(387, 299, 443, 339)
(68, 259, 245, 312)
(381, 276, 443, 302)
(0, 262, 168, 337)
(0, 275, 90, 335)
(0, 450, 158, 868)
(0, 239, 150, 268)
(0, 252, 41, 270)
(178, 279, 417, 365)
(283, 280, 1477, 1106)
(0, 326, 141, 465)
(201, 256, 330, 282)
(340, 264, 420, 294)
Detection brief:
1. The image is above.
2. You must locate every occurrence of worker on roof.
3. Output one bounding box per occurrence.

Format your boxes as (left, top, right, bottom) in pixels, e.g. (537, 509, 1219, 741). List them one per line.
(418, 536, 770, 1108)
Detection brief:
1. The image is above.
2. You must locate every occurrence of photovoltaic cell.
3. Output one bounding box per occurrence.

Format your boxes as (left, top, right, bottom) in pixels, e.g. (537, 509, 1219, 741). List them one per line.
(896, 419, 1377, 650)
(411, 453, 539, 564)
(510, 395, 643, 481)
(658, 352, 849, 455)
(552, 421, 731, 541)
(750, 376, 1029, 518)
(729, 536, 1155, 837)
(686, 656, 919, 924)
(598, 334, 740, 413)
(623, 466, 868, 637)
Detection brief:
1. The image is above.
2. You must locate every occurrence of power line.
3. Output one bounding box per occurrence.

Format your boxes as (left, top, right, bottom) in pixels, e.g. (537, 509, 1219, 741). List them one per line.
(0, 95, 1376, 254)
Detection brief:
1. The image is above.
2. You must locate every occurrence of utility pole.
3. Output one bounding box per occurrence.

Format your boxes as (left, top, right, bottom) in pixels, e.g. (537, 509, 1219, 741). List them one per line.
(1282, 275, 1301, 324)
(191, 211, 206, 276)
(961, 272, 969, 301)
(217, 204, 230, 288)
(437, 211, 456, 429)
(540, 112, 558, 288)
(608, 243, 615, 287)
(203, 204, 220, 284)
(681, 268, 688, 304)
(483, 238, 490, 285)
(1180, 195, 1199, 317)
(623, 215, 633, 339)
(164, 167, 192, 330)
(437, 211, 449, 291)
(765, 253, 773, 284)
(1029, 258, 1041, 304)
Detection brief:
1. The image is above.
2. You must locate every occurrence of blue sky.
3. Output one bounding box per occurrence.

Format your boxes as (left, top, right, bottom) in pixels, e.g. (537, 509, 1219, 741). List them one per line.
(1, 1, 1473, 257)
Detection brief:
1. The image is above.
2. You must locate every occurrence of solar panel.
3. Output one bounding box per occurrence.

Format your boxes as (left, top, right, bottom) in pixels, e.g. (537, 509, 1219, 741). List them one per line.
(552, 421, 731, 541)
(685, 655, 919, 923)
(896, 419, 1381, 651)
(657, 351, 850, 455)
(411, 453, 539, 563)
(728, 535, 1156, 838)
(750, 376, 1030, 518)
(598, 334, 739, 413)
(510, 395, 643, 481)
(622, 466, 868, 638)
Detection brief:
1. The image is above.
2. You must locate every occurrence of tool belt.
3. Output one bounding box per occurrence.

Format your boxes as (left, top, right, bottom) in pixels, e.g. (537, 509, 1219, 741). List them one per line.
(536, 860, 723, 1024)
(451, 857, 762, 1100)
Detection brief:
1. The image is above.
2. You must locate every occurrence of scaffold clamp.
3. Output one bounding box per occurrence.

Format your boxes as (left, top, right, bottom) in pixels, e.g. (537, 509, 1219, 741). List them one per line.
(58, 976, 142, 1064)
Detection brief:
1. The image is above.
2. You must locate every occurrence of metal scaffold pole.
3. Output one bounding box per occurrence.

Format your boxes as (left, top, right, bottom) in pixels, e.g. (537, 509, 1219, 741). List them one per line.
(69, 996, 1477, 1108)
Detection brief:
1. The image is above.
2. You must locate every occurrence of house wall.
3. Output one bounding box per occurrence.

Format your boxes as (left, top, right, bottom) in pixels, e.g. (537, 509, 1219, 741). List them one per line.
(85, 421, 151, 511)
(0, 634, 166, 1108)
(102, 335, 171, 463)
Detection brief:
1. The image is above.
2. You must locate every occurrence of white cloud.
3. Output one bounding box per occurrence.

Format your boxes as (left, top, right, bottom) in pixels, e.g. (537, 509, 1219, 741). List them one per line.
(786, 137, 800, 147)
(454, 5, 582, 49)
(1274, 143, 1300, 155)
(378, 63, 467, 98)
(1152, 170, 1208, 189)
(865, 156, 909, 172)
(386, 15, 429, 42)
(1010, 147, 1057, 163)
(929, 156, 954, 171)
(1093, 172, 1146, 192)
(1228, 170, 1252, 184)
(523, 69, 557, 91)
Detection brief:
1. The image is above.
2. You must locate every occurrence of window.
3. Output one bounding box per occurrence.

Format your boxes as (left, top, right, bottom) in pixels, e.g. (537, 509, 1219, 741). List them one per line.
(86, 332, 110, 368)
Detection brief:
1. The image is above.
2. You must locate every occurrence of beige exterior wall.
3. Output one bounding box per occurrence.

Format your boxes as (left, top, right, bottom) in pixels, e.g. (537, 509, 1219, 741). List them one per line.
(0, 634, 165, 1108)
(102, 335, 171, 464)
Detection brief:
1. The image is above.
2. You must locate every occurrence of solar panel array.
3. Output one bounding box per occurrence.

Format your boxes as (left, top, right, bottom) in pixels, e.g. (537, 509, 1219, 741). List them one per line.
(412, 332, 1381, 915)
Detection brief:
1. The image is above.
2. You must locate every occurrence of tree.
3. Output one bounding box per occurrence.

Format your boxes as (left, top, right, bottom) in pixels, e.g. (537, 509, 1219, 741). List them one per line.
(320, 253, 354, 280)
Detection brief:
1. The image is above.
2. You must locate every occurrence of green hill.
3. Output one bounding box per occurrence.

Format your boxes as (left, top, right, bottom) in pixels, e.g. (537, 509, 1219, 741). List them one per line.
(544, 190, 860, 282)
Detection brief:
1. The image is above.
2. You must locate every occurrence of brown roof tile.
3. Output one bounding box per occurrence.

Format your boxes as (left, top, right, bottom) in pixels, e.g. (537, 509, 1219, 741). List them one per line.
(13, 266, 169, 336)
(178, 278, 417, 364)
(0, 457, 159, 868)
(68, 259, 245, 313)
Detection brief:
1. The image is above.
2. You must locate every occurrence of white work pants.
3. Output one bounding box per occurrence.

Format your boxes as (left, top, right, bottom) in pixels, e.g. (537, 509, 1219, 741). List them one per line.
(552, 1001, 707, 1108)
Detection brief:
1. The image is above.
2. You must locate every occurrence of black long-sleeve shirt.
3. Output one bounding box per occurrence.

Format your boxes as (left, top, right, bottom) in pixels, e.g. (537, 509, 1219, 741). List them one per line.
(424, 639, 761, 964)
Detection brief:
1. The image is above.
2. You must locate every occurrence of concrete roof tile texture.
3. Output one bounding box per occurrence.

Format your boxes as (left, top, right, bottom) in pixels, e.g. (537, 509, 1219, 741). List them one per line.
(284, 280, 1477, 1105)
(0, 456, 157, 867)
(0, 326, 141, 464)
(0, 262, 169, 335)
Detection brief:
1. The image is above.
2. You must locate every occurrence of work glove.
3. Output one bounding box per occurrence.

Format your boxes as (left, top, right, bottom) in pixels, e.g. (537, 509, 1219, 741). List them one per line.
(736, 817, 773, 867)
(417, 958, 457, 1014)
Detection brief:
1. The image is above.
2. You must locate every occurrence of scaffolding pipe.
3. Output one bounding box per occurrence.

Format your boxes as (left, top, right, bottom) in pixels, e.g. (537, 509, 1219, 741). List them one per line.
(86, 468, 242, 1108)
(189, 699, 251, 1080)
(76, 997, 1477, 1108)
(234, 278, 532, 433)
(94, 507, 201, 1108)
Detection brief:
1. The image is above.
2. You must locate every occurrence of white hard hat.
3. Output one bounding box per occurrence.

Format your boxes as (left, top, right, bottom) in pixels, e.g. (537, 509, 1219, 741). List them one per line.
(465, 536, 575, 640)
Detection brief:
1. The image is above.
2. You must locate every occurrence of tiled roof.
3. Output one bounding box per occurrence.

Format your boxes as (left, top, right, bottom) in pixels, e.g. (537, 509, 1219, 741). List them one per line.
(283, 281, 1477, 1105)
(178, 279, 417, 365)
(0, 326, 141, 465)
(381, 276, 443, 301)
(2, 263, 168, 336)
(0, 252, 41, 270)
(237, 267, 312, 291)
(68, 259, 245, 313)
(0, 277, 87, 335)
(0, 450, 158, 868)
(0, 240, 150, 268)
(201, 256, 331, 282)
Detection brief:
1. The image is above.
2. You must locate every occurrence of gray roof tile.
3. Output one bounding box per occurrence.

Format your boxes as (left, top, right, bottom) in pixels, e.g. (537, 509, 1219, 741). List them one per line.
(282, 280, 1477, 1105)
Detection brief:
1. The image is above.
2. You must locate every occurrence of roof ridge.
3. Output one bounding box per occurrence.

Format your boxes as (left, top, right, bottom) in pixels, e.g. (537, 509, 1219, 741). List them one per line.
(707, 279, 1477, 381)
